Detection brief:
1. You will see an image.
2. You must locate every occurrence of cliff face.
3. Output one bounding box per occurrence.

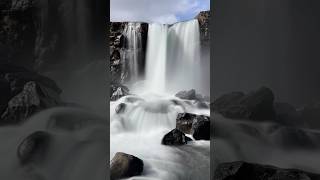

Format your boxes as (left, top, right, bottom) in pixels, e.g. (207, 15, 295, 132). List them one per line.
(109, 22, 148, 84)
(196, 11, 210, 44)
(0, 0, 39, 69)
(0, 0, 107, 71)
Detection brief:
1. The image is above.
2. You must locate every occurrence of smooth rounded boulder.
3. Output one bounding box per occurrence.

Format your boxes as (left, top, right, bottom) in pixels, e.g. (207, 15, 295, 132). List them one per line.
(110, 152, 144, 180)
(162, 128, 192, 145)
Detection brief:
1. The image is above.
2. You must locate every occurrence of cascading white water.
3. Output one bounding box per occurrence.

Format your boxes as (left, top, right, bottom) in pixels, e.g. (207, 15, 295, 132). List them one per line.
(111, 19, 210, 180)
(110, 95, 210, 180)
(123, 23, 143, 82)
(214, 113, 320, 174)
(145, 24, 168, 93)
(167, 20, 202, 93)
(144, 19, 202, 94)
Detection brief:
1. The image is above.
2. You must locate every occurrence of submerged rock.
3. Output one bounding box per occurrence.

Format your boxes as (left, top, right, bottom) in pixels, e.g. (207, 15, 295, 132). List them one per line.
(162, 128, 192, 146)
(214, 161, 320, 180)
(213, 87, 275, 120)
(110, 152, 144, 180)
(17, 131, 51, 164)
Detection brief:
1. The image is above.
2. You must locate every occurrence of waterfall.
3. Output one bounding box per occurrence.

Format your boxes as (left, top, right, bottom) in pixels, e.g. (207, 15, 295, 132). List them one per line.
(111, 19, 210, 180)
(123, 23, 143, 82)
(145, 24, 168, 93)
(167, 20, 201, 93)
(144, 19, 201, 94)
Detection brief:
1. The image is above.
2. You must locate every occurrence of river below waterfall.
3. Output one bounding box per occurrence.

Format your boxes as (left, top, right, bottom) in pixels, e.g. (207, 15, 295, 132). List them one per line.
(110, 92, 210, 180)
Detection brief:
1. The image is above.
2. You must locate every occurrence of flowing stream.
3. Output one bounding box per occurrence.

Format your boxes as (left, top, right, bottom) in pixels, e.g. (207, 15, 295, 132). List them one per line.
(111, 19, 210, 179)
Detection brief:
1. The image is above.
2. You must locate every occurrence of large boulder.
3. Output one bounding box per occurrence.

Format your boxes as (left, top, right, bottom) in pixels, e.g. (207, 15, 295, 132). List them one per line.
(17, 131, 51, 164)
(274, 102, 303, 126)
(176, 113, 210, 140)
(115, 103, 126, 114)
(213, 87, 275, 120)
(161, 128, 192, 146)
(299, 103, 320, 130)
(214, 161, 320, 180)
(176, 113, 198, 134)
(110, 152, 144, 180)
(175, 89, 208, 101)
(192, 116, 210, 140)
(0, 64, 61, 125)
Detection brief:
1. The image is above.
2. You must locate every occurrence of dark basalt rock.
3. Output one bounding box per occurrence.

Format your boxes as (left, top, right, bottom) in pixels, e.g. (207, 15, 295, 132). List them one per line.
(196, 11, 210, 43)
(213, 87, 275, 120)
(110, 152, 144, 180)
(1, 80, 61, 125)
(162, 128, 192, 146)
(300, 103, 320, 130)
(115, 103, 126, 114)
(176, 113, 210, 140)
(176, 113, 198, 134)
(110, 84, 130, 101)
(274, 102, 303, 126)
(110, 22, 148, 84)
(192, 116, 210, 140)
(17, 131, 51, 164)
(269, 126, 320, 149)
(0, 64, 61, 125)
(175, 89, 208, 102)
(214, 161, 320, 180)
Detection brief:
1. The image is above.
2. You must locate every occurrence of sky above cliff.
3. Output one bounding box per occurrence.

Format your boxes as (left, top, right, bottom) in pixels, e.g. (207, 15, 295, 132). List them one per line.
(110, 0, 210, 24)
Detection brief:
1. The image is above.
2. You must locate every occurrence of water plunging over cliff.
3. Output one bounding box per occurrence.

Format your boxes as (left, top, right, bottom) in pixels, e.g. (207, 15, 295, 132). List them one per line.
(122, 23, 144, 82)
(144, 19, 201, 94)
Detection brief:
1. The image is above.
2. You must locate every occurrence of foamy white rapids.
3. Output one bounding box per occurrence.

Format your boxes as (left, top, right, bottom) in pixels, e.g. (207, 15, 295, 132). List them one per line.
(110, 94, 210, 180)
(0, 107, 106, 180)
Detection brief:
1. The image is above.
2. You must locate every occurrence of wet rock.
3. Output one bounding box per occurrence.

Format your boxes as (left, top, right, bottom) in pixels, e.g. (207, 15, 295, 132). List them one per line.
(196, 11, 210, 43)
(270, 126, 320, 149)
(109, 22, 148, 84)
(192, 116, 210, 140)
(110, 84, 130, 101)
(213, 87, 275, 120)
(1, 81, 61, 125)
(176, 113, 210, 140)
(110, 152, 144, 180)
(0, 79, 11, 114)
(17, 131, 51, 164)
(274, 102, 303, 126)
(175, 89, 197, 100)
(214, 161, 320, 180)
(300, 103, 320, 130)
(195, 101, 209, 109)
(176, 113, 198, 134)
(115, 103, 126, 114)
(162, 128, 192, 145)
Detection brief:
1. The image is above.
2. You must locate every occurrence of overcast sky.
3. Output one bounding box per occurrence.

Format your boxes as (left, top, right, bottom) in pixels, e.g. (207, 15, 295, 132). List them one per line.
(110, 0, 210, 24)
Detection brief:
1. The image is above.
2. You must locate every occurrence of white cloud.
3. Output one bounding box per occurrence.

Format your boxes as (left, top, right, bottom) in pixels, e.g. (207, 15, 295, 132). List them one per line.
(110, 0, 210, 24)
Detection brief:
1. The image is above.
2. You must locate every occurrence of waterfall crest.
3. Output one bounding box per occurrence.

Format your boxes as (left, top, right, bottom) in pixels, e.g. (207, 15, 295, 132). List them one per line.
(144, 19, 201, 94)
